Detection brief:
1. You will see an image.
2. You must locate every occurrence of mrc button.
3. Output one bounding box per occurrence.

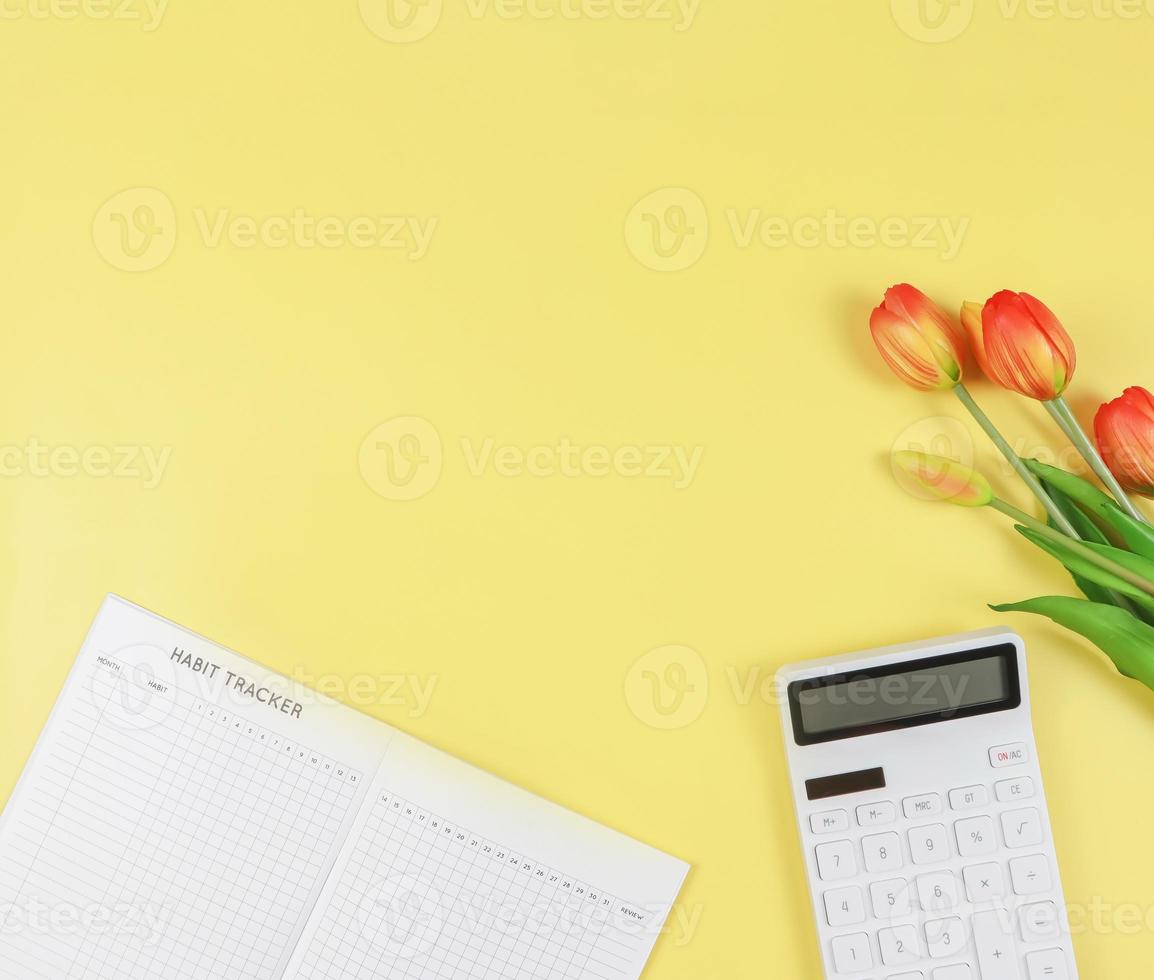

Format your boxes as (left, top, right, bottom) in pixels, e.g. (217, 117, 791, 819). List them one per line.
(989, 742, 1029, 768)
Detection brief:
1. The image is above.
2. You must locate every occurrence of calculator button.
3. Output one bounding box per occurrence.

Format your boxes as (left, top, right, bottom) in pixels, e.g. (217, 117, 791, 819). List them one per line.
(878, 924, 921, 966)
(909, 824, 949, 865)
(924, 916, 965, 959)
(1010, 854, 1052, 896)
(916, 871, 961, 912)
(816, 840, 858, 881)
(963, 862, 1006, 902)
(955, 815, 997, 858)
(973, 908, 1020, 979)
(856, 801, 896, 827)
(863, 832, 904, 873)
(990, 742, 1029, 767)
(1020, 901, 1061, 943)
(831, 932, 873, 973)
(811, 809, 850, 834)
(870, 877, 912, 919)
(1026, 948, 1069, 979)
(890, 974, 925, 980)
(949, 785, 988, 810)
(823, 886, 866, 927)
(933, 967, 973, 980)
(1001, 808, 1044, 849)
(996, 776, 1035, 803)
(903, 793, 943, 819)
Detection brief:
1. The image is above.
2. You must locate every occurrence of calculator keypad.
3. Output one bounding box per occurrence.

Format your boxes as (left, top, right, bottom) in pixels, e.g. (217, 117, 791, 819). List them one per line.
(810, 769, 1066, 977)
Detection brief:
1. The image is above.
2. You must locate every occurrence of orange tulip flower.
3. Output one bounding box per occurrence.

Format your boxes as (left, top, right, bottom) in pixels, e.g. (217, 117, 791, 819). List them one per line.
(869, 284, 966, 391)
(965, 290, 1076, 401)
(1096, 387, 1154, 497)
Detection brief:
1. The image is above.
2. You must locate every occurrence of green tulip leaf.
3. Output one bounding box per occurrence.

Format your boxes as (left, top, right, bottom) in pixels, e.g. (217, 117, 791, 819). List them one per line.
(990, 595, 1154, 692)
(1027, 458, 1154, 560)
(1025, 459, 1116, 514)
(1040, 480, 1120, 605)
(1041, 480, 1110, 546)
(1014, 526, 1154, 620)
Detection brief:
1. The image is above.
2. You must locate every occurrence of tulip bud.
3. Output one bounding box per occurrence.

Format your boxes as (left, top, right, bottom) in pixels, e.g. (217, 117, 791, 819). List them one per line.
(959, 301, 991, 373)
(971, 290, 1077, 401)
(869, 284, 966, 391)
(1095, 387, 1154, 497)
(892, 451, 993, 507)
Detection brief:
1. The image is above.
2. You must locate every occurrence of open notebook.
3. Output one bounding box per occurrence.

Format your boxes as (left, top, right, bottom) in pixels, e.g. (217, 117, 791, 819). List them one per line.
(0, 596, 688, 980)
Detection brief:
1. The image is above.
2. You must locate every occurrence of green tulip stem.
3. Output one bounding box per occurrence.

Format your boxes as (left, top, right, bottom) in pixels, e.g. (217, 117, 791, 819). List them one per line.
(990, 498, 1154, 599)
(1044, 396, 1149, 525)
(953, 384, 1080, 539)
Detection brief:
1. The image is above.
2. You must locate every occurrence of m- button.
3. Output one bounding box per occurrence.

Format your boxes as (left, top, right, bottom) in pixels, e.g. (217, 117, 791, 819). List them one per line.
(990, 742, 1029, 768)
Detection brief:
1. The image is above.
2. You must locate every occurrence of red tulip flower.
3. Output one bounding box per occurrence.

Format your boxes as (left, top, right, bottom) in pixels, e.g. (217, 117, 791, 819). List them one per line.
(869, 284, 967, 391)
(965, 290, 1076, 401)
(1096, 387, 1154, 497)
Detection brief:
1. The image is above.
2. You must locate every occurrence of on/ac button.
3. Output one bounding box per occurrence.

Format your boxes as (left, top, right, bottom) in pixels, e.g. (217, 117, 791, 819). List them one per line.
(989, 742, 1029, 768)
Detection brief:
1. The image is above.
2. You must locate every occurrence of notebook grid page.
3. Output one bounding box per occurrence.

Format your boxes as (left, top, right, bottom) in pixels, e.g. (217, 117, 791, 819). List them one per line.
(295, 790, 654, 980)
(0, 652, 362, 980)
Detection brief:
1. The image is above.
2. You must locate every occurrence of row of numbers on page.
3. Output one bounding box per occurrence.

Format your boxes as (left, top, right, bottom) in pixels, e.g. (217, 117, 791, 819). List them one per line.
(376, 792, 651, 925)
(189, 699, 363, 785)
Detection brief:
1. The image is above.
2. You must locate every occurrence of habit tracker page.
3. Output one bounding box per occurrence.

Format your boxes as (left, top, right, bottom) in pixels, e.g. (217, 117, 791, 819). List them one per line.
(0, 597, 390, 980)
(284, 731, 689, 980)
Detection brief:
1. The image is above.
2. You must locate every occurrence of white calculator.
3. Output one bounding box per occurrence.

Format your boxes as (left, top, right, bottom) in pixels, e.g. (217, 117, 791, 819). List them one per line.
(778, 629, 1078, 980)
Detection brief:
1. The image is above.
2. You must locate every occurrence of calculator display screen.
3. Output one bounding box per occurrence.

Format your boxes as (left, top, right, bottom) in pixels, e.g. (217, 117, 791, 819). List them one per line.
(788, 644, 1020, 745)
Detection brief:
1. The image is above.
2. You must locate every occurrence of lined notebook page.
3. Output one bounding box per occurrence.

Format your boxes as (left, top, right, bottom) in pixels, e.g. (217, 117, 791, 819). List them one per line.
(285, 732, 688, 980)
(0, 598, 389, 980)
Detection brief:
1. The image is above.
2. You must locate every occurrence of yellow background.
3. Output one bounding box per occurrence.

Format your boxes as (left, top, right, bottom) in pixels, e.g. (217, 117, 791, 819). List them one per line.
(3, 0, 1154, 975)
